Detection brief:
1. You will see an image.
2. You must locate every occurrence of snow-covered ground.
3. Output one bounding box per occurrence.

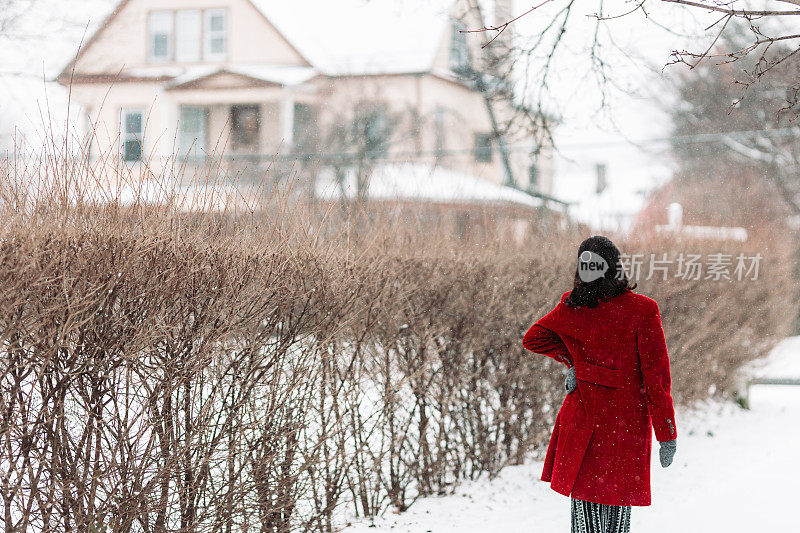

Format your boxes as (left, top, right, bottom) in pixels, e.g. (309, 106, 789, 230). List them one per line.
(343, 337, 800, 532)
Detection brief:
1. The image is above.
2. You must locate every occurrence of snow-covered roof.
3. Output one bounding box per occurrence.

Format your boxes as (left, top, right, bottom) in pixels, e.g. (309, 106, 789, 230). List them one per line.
(251, 0, 454, 76)
(51, 0, 495, 82)
(227, 64, 318, 85)
(163, 64, 318, 89)
(654, 223, 748, 242)
(315, 163, 544, 208)
(126, 66, 206, 80)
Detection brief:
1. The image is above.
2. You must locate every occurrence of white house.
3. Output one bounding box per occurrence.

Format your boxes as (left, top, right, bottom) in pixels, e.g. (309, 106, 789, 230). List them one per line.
(57, 0, 557, 205)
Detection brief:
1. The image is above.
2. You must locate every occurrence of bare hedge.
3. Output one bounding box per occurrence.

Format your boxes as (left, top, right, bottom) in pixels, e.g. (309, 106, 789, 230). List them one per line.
(0, 160, 795, 531)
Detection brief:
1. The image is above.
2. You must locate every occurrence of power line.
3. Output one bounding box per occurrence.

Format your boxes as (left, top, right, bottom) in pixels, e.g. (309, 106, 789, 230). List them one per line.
(550, 125, 800, 150)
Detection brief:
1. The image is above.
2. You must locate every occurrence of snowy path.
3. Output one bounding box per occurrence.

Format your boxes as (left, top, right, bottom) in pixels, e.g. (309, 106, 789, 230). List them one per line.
(343, 337, 800, 532)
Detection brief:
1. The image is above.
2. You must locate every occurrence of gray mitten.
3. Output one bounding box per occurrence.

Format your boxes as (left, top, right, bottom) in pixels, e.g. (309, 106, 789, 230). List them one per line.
(565, 366, 577, 393)
(659, 439, 677, 468)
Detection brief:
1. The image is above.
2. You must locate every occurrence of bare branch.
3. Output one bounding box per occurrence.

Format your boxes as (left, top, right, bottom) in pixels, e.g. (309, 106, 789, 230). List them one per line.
(463, 0, 557, 47)
(661, 0, 800, 16)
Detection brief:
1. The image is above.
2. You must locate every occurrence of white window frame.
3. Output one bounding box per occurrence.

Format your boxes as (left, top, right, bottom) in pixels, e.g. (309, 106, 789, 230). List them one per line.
(121, 108, 145, 163)
(148, 11, 174, 62)
(175, 10, 202, 63)
(204, 9, 228, 61)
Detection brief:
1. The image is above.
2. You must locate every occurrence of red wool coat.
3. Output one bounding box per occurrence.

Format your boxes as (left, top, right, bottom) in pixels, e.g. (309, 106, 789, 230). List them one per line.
(522, 289, 677, 506)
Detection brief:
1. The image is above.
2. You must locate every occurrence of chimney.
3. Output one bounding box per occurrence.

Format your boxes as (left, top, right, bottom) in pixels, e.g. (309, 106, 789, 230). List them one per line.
(668, 202, 683, 228)
(595, 163, 607, 194)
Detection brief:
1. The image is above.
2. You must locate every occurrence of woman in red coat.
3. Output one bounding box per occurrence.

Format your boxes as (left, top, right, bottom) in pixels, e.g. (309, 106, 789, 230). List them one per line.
(523, 236, 677, 533)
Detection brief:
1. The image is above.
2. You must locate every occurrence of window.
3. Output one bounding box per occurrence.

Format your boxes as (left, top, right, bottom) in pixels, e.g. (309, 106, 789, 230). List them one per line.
(450, 19, 470, 73)
(529, 163, 539, 191)
(179, 106, 208, 158)
(293, 103, 318, 157)
(147, 9, 227, 63)
(122, 109, 144, 162)
(231, 105, 261, 151)
(204, 9, 228, 61)
(354, 103, 391, 159)
(148, 11, 174, 62)
(175, 10, 202, 62)
(474, 133, 493, 163)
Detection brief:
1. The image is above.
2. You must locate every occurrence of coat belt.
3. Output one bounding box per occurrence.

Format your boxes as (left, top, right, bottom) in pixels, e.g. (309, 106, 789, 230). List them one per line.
(552, 361, 622, 496)
(574, 361, 622, 388)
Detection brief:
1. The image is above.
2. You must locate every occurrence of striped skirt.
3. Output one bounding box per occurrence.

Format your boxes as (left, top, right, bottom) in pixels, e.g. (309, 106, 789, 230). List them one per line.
(570, 497, 631, 533)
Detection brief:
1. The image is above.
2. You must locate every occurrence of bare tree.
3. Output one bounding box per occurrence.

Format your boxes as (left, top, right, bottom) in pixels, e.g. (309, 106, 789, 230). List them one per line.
(321, 101, 402, 206)
(670, 33, 800, 217)
(471, 0, 800, 115)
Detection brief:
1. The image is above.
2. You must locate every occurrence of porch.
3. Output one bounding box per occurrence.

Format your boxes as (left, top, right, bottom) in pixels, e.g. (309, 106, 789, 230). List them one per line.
(116, 65, 322, 184)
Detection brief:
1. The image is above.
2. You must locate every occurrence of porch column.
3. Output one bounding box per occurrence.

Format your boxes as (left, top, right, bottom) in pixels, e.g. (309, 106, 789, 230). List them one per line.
(84, 108, 94, 161)
(160, 92, 179, 160)
(280, 87, 295, 153)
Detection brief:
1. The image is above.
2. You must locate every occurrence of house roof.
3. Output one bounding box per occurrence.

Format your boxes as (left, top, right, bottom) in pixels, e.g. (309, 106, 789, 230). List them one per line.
(654, 223, 748, 242)
(56, 0, 134, 83)
(315, 163, 545, 208)
(251, 0, 455, 76)
(163, 64, 319, 90)
(57, 0, 475, 83)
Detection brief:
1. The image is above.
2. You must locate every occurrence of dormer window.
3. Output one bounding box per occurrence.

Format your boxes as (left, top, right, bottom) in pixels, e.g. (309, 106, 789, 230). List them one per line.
(204, 9, 228, 61)
(148, 12, 173, 62)
(450, 19, 470, 74)
(147, 8, 228, 63)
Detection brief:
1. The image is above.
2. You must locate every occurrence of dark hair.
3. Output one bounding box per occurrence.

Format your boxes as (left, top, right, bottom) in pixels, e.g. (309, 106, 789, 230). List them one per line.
(565, 235, 636, 308)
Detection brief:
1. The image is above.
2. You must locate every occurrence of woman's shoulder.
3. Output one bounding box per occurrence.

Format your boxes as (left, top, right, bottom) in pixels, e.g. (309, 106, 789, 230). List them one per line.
(619, 289, 659, 311)
(559, 289, 658, 311)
